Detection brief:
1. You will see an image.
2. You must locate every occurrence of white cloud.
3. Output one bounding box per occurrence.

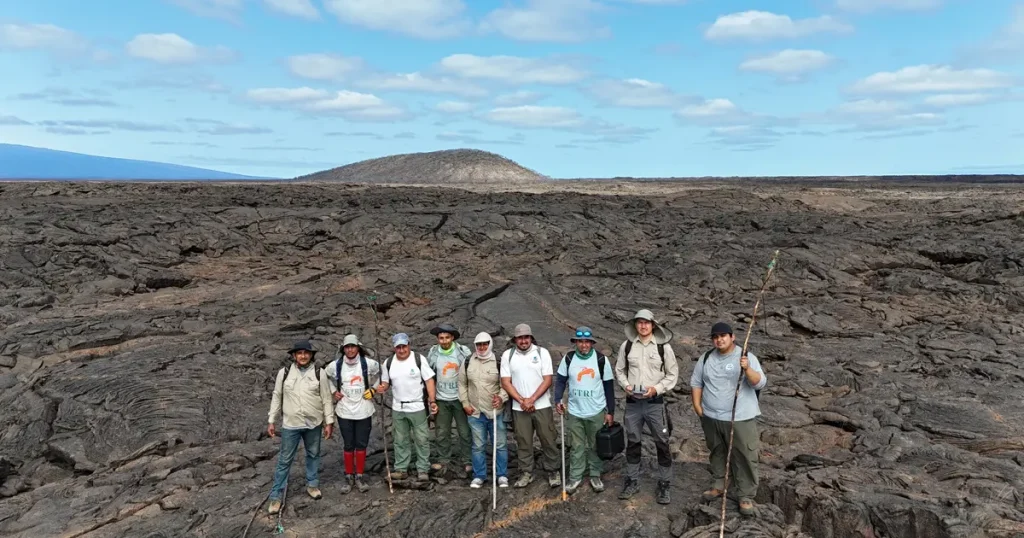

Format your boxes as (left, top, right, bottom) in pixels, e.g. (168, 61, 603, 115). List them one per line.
(823, 99, 947, 132)
(246, 87, 330, 103)
(836, 98, 910, 116)
(677, 98, 739, 118)
(849, 65, 1016, 94)
(126, 33, 234, 65)
(166, 0, 244, 21)
(286, 53, 363, 81)
(354, 72, 488, 98)
(836, 0, 942, 12)
(483, 105, 585, 128)
(440, 54, 588, 85)
(435, 101, 475, 113)
(0, 114, 31, 126)
(586, 78, 683, 107)
(323, 0, 470, 39)
(480, 0, 611, 43)
(739, 49, 837, 80)
(0, 23, 86, 51)
(264, 0, 320, 19)
(704, 11, 853, 41)
(964, 3, 1024, 64)
(923, 93, 993, 107)
(494, 90, 545, 106)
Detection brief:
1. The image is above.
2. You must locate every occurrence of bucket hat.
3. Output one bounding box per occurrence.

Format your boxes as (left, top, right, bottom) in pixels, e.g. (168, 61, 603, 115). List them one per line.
(623, 309, 673, 344)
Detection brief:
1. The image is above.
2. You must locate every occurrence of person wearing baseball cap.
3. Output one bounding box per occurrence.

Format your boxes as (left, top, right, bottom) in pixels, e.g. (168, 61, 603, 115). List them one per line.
(691, 322, 767, 516)
(499, 323, 561, 488)
(375, 333, 438, 481)
(613, 309, 680, 504)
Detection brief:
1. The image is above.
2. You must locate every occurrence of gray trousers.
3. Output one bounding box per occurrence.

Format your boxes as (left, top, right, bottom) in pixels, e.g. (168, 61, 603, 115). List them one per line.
(512, 407, 560, 474)
(624, 398, 672, 482)
(700, 415, 759, 500)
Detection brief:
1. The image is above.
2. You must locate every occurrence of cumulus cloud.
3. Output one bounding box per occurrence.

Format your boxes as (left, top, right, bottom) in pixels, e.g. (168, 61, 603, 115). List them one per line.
(0, 22, 107, 61)
(264, 0, 320, 19)
(354, 72, 488, 98)
(440, 54, 588, 85)
(739, 49, 837, 81)
(436, 131, 524, 145)
(286, 53, 364, 81)
(480, 0, 611, 42)
(166, 0, 245, 21)
(922, 93, 994, 107)
(848, 64, 1016, 94)
(246, 87, 331, 103)
(126, 33, 235, 65)
(483, 105, 585, 128)
(704, 11, 853, 41)
(323, 0, 470, 39)
(434, 101, 475, 113)
(835, 0, 942, 12)
(585, 78, 685, 107)
(245, 86, 409, 121)
(494, 90, 545, 106)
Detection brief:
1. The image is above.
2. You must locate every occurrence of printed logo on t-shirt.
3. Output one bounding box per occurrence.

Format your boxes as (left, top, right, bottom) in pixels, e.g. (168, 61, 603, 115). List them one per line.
(725, 363, 734, 371)
(442, 362, 458, 376)
(409, 367, 418, 377)
(531, 355, 539, 364)
(349, 375, 363, 387)
(576, 367, 596, 382)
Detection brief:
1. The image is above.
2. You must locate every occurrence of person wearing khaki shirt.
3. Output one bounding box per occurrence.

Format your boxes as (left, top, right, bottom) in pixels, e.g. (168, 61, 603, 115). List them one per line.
(613, 309, 679, 504)
(266, 340, 335, 514)
(458, 332, 510, 488)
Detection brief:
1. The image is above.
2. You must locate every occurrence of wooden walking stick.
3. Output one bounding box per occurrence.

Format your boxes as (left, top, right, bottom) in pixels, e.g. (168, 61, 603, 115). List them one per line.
(368, 292, 394, 495)
(719, 250, 780, 538)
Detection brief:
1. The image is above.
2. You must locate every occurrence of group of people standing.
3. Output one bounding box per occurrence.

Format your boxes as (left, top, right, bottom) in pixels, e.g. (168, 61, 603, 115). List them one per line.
(265, 309, 767, 518)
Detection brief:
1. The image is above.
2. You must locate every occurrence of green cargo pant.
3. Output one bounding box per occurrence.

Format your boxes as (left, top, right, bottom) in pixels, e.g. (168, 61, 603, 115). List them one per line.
(433, 398, 471, 467)
(512, 407, 560, 474)
(700, 415, 759, 500)
(393, 410, 431, 474)
(568, 410, 606, 482)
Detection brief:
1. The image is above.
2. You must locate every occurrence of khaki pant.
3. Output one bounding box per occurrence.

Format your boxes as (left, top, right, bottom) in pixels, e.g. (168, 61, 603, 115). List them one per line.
(433, 399, 471, 467)
(568, 410, 605, 481)
(700, 415, 759, 500)
(393, 410, 430, 473)
(512, 407, 560, 474)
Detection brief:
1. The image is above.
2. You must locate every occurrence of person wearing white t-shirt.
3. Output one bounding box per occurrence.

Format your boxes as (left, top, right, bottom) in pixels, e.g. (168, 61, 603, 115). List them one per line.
(499, 323, 561, 489)
(375, 332, 438, 482)
(324, 334, 380, 494)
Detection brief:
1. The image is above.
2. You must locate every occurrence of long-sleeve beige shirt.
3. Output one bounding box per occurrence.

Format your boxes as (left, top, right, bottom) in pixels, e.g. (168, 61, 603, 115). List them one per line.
(458, 354, 509, 418)
(613, 337, 679, 396)
(268, 363, 335, 429)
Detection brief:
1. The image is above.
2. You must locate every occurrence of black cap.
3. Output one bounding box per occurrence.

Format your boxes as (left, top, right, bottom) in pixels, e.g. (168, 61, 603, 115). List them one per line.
(430, 323, 461, 339)
(710, 322, 733, 336)
(288, 340, 316, 355)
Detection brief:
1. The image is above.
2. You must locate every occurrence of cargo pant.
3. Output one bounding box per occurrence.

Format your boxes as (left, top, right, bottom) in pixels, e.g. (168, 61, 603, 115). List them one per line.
(512, 407, 560, 474)
(433, 398, 471, 468)
(624, 398, 672, 482)
(568, 409, 606, 482)
(701, 415, 759, 500)
(393, 410, 431, 474)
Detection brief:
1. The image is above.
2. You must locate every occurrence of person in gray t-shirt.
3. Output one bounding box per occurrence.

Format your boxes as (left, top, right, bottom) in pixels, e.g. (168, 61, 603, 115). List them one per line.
(690, 322, 767, 517)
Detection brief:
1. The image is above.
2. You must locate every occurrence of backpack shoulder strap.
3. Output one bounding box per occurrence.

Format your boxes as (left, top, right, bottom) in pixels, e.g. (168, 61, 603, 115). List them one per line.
(622, 340, 633, 378)
(563, 351, 574, 372)
(360, 355, 369, 390)
(657, 343, 666, 372)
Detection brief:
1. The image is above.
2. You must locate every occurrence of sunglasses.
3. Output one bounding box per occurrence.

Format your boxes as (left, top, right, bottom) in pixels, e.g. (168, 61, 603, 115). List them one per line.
(575, 330, 592, 338)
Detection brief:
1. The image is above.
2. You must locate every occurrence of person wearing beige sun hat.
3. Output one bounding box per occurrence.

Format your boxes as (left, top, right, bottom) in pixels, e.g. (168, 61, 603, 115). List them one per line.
(613, 309, 679, 504)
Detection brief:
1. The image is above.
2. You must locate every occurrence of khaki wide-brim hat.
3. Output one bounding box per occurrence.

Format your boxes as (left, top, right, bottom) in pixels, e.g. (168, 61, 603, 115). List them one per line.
(623, 309, 673, 344)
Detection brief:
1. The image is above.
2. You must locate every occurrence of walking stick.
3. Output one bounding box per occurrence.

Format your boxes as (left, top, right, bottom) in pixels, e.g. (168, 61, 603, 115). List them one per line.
(492, 408, 498, 511)
(368, 292, 394, 495)
(719, 250, 780, 538)
(560, 412, 568, 501)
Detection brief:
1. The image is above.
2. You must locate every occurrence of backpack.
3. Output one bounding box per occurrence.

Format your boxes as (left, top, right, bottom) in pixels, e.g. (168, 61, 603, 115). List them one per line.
(698, 349, 761, 401)
(562, 350, 607, 380)
(621, 340, 667, 380)
(335, 354, 370, 392)
(384, 353, 429, 410)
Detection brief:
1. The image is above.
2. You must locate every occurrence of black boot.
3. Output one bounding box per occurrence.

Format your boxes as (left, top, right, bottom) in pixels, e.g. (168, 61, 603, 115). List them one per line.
(355, 474, 369, 492)
(618, 478, 640, 500)
(656, 480, 670, 504)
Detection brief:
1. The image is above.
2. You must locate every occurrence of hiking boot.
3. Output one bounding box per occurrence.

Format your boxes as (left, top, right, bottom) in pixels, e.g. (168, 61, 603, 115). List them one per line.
(590, 477, 605, 492)
(656, 480, 670, 505)
(514, 472, 534, 488)
(548, 472, 561, 488)
(498, 476, 509, 488)
(565, 479, 582, 494)
(391, 470, 408, 480)
(268, 500, 281, 514)
(702, 488, 723, 503)
(618, 478, 640, 500)
(340, 475, 353, 494)
(417, 472, 430, 482)
(739, 499, 756, 516)
(355, 475, 370, 493)
(470, 478, 485, 489)
(307, 487, 322, 500)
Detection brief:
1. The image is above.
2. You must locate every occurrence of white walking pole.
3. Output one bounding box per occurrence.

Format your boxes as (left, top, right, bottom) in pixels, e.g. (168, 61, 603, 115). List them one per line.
(560, 411, 567, 501)
(492, 408, 498, 511)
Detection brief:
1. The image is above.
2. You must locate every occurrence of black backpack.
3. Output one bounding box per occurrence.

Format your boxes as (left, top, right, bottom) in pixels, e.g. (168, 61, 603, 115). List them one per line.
(562, 350, 608, 380)
(698, 349, 761, 400)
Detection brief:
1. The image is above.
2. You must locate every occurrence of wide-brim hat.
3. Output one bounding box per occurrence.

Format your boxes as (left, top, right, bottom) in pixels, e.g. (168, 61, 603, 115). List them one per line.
(570, 326, 597, 343)
(623, 309, 673, 344)
(430, 323, 461, 340)
(288, 340, 317, 356)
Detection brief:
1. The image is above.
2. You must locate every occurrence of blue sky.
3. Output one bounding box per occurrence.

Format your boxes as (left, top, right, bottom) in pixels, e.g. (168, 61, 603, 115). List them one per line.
(1, 0, 1022, 179)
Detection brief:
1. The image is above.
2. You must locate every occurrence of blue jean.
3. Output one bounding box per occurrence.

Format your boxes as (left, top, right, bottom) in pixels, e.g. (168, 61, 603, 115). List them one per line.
(270, 425, 322, 500)
(468, 412, 507, 480)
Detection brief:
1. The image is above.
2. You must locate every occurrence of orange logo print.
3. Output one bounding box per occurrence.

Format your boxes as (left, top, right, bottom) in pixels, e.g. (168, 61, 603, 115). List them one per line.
(576, 367, 596, 382)
(442, 362, 459, 376)
(349, 376, 363, 386)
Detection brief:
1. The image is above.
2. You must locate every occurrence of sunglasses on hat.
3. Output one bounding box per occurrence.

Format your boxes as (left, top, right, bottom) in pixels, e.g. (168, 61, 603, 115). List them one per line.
(575, 330, 592, 338)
